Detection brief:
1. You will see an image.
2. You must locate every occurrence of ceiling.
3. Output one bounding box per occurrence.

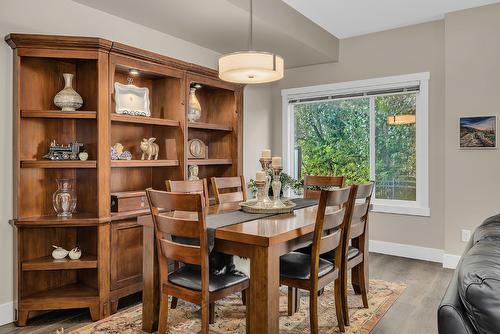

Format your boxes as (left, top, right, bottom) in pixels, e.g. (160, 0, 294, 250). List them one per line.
(282, 0, 500, 38)
(73, 0, 340, 68)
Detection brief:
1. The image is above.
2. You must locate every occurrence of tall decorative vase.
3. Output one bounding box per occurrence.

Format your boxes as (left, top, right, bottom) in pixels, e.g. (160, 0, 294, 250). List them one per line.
(187, 87, 201, 122)
(53, 179, 77, 217)
(54, 73, 83, 111)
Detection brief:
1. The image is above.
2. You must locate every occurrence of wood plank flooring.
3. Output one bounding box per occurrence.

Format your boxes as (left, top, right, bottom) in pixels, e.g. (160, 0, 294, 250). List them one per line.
(0, 253, 454, 334)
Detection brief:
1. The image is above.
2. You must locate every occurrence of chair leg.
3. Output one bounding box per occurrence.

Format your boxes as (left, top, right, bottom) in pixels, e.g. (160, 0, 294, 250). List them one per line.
(287, 287, 300, 316)
(245, 288, 251, 333)
(357, 262, 369, 308)
(170, 296, 178, 309)
(309, 289, 319, 334)
(158, 294, 169, 334)
(201, 301, 210, 334)
(342, 265, 350, 326)
(334, 279, 345, 332)
(209, 303, 215, 324)
(242, 289, 247, 306)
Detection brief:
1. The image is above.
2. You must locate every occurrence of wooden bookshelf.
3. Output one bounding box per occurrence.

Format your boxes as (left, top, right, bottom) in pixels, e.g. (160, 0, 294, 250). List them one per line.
(22, 255, 98, 271)
(7, 33, 243, 326)
(110, 160, 179, 168)
(188, 158, 233, 165)
(21, 110, 97, 119)
(188, 121, 233, 131)
(111, 113, 180, 127)
(21, 160, 97, 169)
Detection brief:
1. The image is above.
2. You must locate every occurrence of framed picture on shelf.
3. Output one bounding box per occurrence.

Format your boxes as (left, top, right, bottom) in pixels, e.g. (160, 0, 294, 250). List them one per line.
(459, 116, 497, 149)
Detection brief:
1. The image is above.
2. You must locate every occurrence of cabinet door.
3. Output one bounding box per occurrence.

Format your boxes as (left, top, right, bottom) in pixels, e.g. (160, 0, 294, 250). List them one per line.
(110, 220, 143, 290)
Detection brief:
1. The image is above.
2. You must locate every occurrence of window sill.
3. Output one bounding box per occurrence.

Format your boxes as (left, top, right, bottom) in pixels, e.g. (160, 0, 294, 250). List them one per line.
(371, 203, 430, 217)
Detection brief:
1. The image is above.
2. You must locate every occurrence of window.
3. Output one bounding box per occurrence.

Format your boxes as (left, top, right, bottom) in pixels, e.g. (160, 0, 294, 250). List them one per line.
(282, 73, 429, 216)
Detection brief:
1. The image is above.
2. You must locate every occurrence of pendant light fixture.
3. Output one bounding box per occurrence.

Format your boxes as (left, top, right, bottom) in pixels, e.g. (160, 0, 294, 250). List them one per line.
(218, 0, 284, 84)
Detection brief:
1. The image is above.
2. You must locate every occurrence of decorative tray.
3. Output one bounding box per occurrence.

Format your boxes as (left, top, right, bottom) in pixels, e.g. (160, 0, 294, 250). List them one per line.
(114, 82, 151, 117)
(239, 199, 296, 214)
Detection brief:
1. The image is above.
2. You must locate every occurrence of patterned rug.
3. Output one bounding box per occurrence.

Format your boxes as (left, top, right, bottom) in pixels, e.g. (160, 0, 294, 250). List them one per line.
(71, 279, 405, 334)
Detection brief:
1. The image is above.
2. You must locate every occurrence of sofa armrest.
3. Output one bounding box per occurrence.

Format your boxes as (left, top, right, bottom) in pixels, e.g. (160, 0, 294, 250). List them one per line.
(438, 268, 476, 334)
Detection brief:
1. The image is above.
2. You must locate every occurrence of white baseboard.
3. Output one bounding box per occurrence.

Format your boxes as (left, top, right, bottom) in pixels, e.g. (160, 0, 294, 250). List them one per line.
(443, 254, 461, 269)
(369, 239, 444, 264)
(0, 301, 14, 326)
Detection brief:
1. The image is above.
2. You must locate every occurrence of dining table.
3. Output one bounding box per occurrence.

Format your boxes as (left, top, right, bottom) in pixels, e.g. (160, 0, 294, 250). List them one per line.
(138, 201, 322, 334)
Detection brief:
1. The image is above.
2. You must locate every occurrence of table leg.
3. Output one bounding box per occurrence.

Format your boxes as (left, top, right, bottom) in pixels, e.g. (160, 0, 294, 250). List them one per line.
(249, 245, 280, 334)
(142, 223, 159, 333)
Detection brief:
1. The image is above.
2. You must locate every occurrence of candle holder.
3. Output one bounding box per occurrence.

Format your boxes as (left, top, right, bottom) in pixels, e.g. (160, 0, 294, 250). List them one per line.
(271, 166, 285, 208)
(254, 180, 267, 206)
(259, 158, 273, 205)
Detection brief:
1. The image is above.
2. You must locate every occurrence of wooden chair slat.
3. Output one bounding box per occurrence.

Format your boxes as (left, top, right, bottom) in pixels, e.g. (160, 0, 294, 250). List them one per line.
(148, 189, 203, 212)
(166, 179, 210, 207)
(157, 214, 200, 238)
(323, 208, 346, 230)
(213, 176, 243, 188)
(160, 239, 201, 265)
(325, 187, 351, 206)
(350, 220, 365, 239)
(352, 202, 369, 219)
(356, 183, 374, 199)
(319, 229, 342, 255)
(218, 192, 244, 204)
(304, 175, 345, 200)
(211, 176, 247, 205)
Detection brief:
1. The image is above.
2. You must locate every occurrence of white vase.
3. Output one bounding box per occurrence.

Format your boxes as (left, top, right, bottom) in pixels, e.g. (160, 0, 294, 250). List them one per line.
(54, 73, 83, 111)
(187, 87, 201, 122)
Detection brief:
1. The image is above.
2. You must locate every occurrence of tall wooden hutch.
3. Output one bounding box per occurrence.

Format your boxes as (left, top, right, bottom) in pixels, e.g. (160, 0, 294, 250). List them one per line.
(6, 34, 243, 326)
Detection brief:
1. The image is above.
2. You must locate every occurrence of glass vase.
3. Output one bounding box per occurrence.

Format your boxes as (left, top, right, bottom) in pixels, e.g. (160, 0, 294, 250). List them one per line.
(53, 179, 77, 217)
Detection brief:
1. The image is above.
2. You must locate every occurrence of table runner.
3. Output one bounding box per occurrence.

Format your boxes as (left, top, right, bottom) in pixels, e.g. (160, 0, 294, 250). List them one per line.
(206, 198, 318, 251)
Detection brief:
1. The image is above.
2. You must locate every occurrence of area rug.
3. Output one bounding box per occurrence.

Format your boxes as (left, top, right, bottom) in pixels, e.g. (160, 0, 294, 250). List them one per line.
(71, 279, 405, 334)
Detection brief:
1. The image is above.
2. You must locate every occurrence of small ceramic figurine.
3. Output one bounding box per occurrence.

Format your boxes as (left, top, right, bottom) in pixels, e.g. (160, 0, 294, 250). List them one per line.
(51, 245, 69, 260)
(140, 138, 159, 160)
(78, 152, 88, 161)
(188, 164, 199, 180)
(68, 247, 82, 260)
(111, 143, 132, 160)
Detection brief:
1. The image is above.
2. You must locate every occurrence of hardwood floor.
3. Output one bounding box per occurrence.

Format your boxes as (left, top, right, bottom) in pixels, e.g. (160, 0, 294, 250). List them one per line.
(0, 253, 454, 334)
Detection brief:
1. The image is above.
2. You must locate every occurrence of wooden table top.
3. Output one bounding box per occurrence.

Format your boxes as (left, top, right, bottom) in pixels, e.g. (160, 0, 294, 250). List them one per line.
(138, 202, 319, 247)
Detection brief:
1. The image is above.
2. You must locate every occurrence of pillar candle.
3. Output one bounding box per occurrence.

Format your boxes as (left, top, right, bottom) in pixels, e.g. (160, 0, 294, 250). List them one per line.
(272, 156, 282, 168)
(261, 149, 271, 158)
(256, 171, 266, 182)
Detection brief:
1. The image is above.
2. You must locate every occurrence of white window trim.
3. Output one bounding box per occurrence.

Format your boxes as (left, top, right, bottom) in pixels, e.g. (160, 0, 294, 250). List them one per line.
(282, 72, 430, 217)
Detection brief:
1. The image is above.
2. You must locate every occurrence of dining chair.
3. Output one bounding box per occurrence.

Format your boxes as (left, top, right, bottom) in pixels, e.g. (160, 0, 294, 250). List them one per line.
(340, 182, 374, 325)
(211, 176, 247, 204)
(146, 189, 250, 334)
(280, 186, 356, 333)
(304, 175, 346, 199)
(165, 179, 210, 207)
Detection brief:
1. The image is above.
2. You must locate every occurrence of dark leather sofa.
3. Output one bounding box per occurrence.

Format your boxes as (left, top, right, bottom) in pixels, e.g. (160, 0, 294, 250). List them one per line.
(438, 215, 500, 334)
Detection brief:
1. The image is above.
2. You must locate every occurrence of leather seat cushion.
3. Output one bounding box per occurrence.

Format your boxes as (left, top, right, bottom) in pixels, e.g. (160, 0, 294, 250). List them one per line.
(168, 266, 248, 292)
(280, 252, 334, 280)
(321, 246, 361, 262)
(474, 214, 500, 243)
(458, 239, 500, 334)
(297, 245, 360, 262)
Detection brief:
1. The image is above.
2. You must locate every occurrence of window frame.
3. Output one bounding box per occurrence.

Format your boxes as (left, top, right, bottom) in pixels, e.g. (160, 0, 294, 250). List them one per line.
(282, 72, 430, 217)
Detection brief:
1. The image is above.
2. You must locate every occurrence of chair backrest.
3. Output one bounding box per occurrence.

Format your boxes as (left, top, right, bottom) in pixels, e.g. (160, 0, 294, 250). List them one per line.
(304, 175, 346, 200)
(211, 176, 247, 204)
(310, 186, 355, 280)
(346, 182, 374, 241)
(165, 179, 210, 207)
(146, 188, 209, 290)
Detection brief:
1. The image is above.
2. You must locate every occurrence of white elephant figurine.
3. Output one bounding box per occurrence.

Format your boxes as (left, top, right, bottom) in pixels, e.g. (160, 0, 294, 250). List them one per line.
(140, 138, 159, 160)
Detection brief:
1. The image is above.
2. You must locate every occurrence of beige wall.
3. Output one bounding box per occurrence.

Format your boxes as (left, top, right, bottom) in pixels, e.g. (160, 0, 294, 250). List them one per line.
(0, 0, 272, 319)
(272, 20, 446, 251)
(444, 4, 500, 255)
